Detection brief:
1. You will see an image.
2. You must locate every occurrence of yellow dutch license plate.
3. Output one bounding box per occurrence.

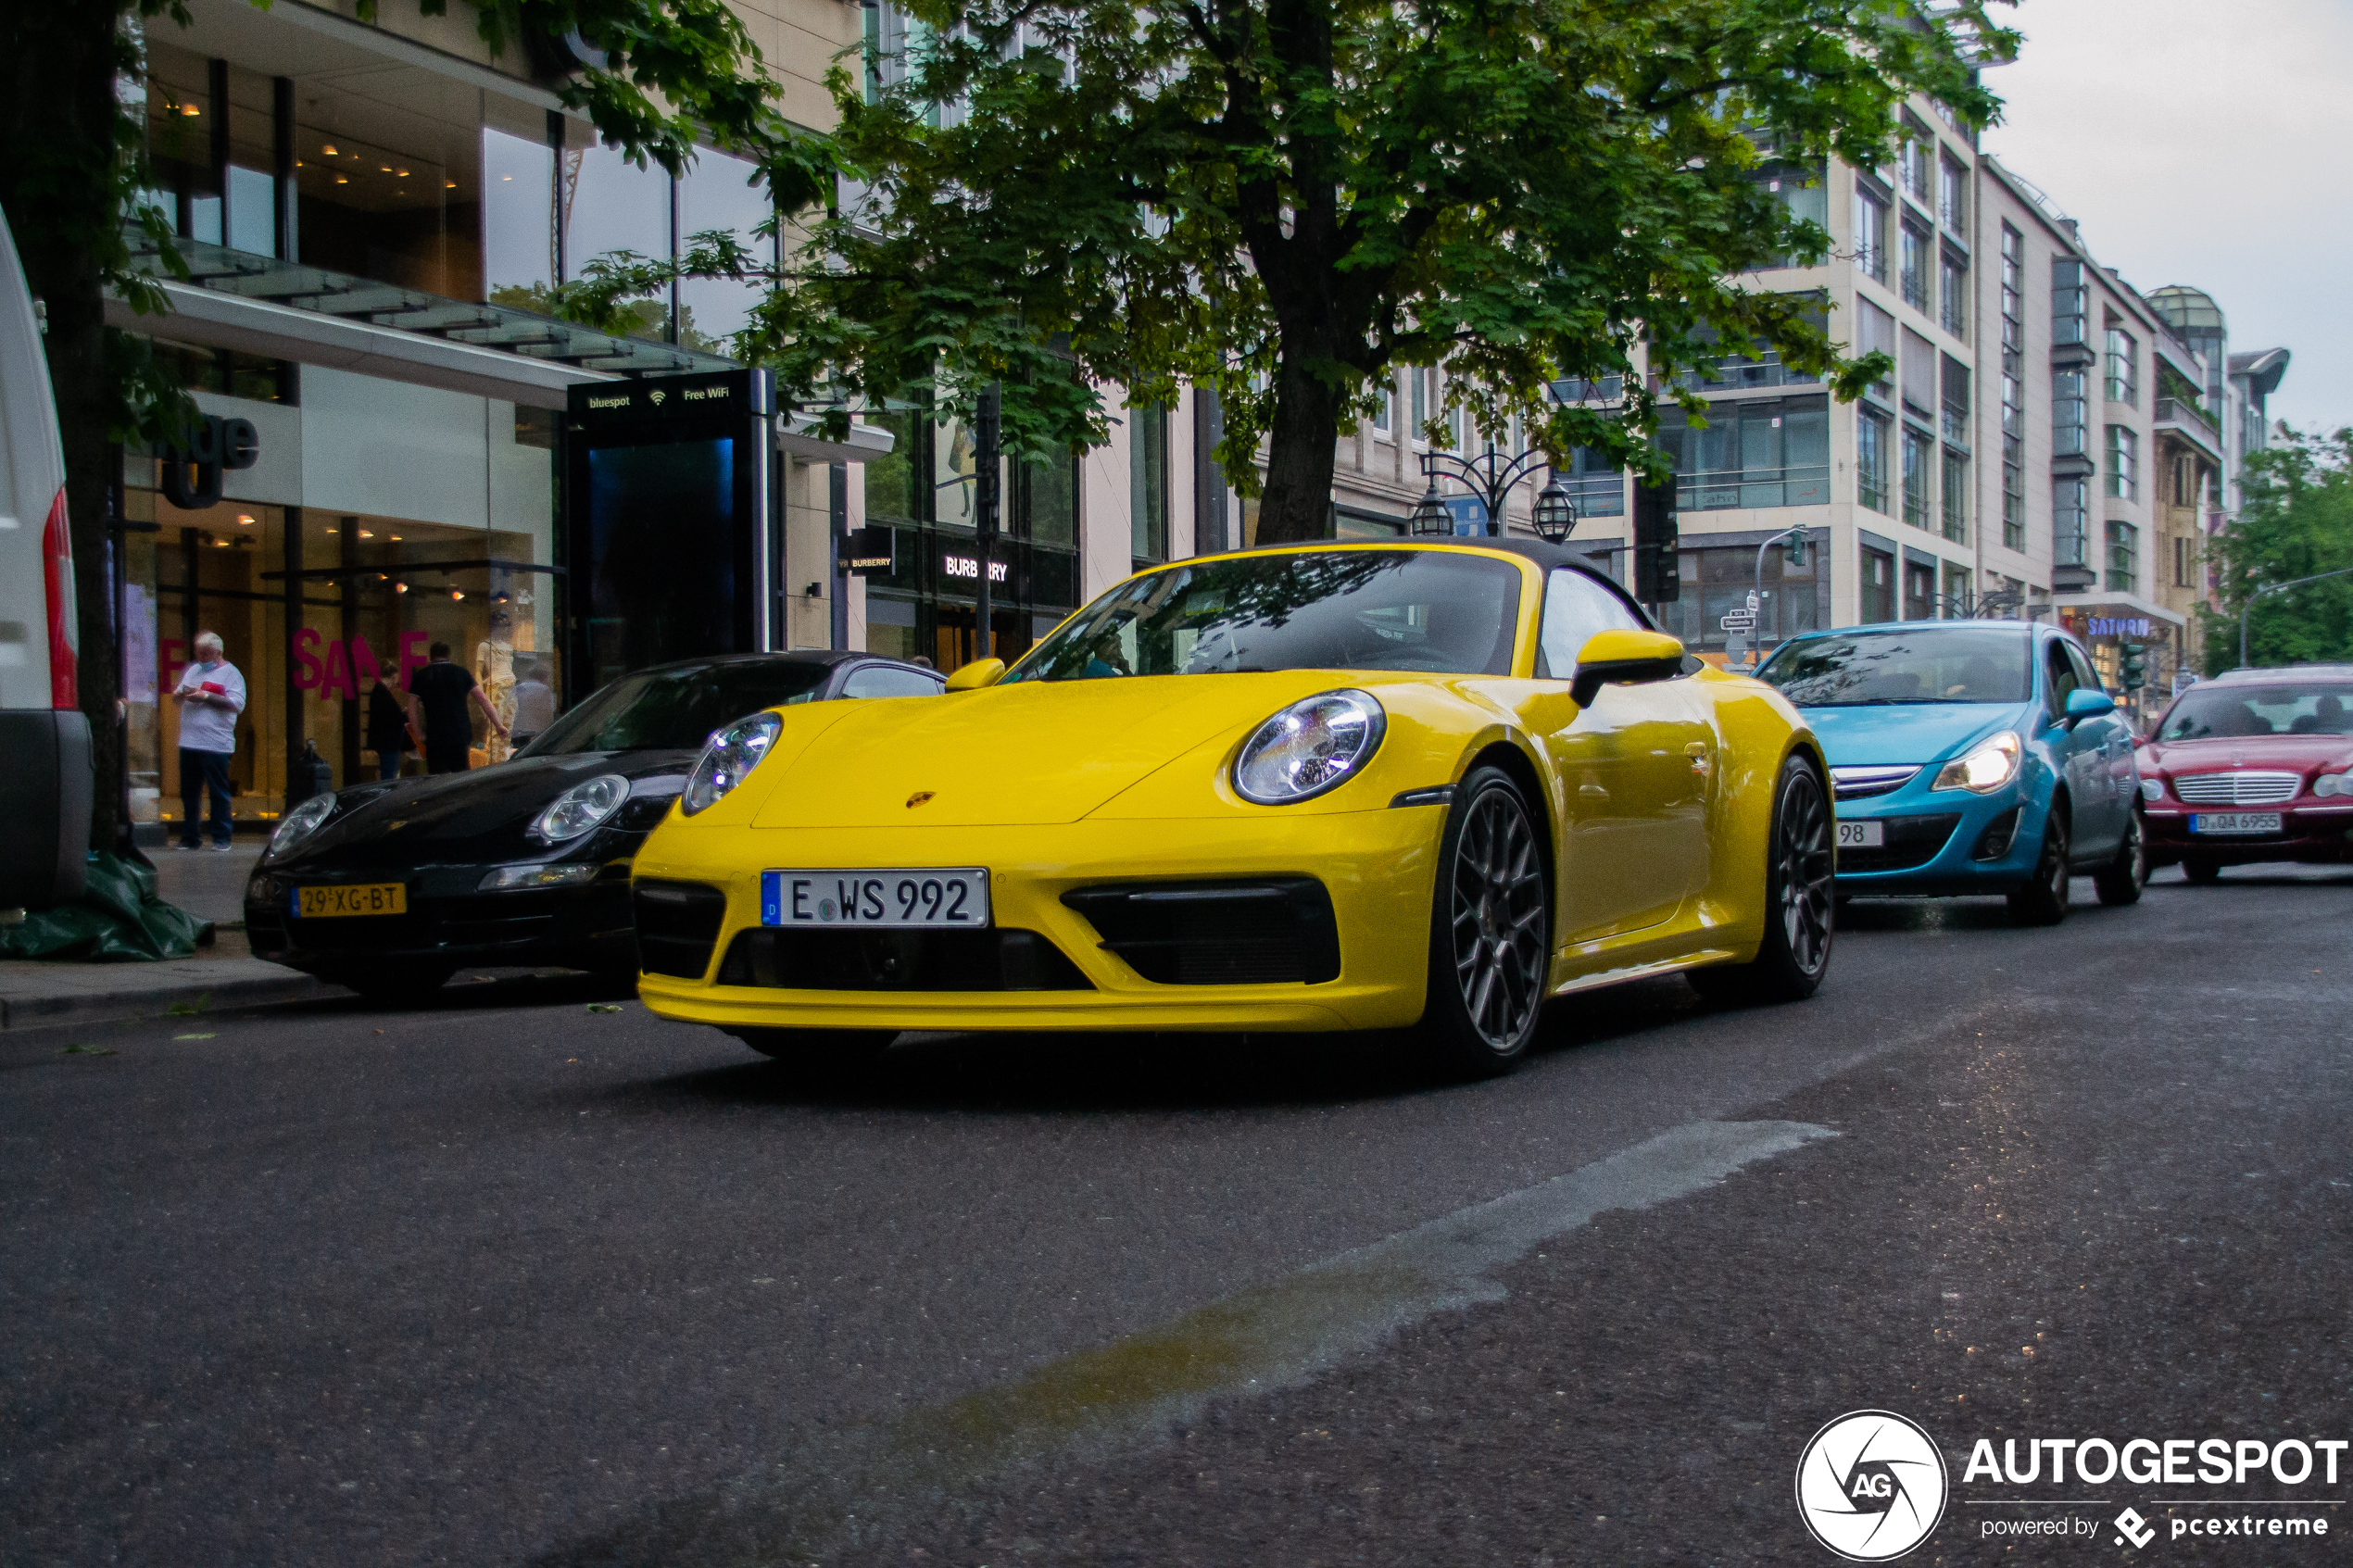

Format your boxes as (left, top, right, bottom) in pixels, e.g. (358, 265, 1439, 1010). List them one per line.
(293, 883, 408, 919)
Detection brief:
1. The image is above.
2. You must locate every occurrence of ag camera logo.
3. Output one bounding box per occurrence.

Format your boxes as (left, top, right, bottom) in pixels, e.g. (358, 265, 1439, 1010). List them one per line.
(1796, 1411, 1949, 1561)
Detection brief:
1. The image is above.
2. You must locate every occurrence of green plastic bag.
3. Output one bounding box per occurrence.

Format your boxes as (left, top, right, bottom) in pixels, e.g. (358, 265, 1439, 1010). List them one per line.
(0, 853, 209, 962)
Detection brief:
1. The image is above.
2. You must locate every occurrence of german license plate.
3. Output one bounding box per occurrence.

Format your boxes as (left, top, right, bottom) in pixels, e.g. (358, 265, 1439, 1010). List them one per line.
(2190, 812, 2283, 835)
(761, 869, 992, 928)
(1835, 819, 1885, 849)
(293, 882, 408, 918)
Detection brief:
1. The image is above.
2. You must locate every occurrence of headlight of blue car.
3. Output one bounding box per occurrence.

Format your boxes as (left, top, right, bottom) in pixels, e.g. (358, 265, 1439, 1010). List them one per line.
(1931, 731, 2021, 795)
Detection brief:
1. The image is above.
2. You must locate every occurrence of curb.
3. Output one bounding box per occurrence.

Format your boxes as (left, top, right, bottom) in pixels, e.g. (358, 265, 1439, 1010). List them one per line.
(0, 972, 346, 1032)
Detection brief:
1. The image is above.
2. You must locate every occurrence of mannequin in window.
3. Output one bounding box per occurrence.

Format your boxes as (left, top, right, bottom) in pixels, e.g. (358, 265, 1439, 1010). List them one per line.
(476, 610, 517, 764)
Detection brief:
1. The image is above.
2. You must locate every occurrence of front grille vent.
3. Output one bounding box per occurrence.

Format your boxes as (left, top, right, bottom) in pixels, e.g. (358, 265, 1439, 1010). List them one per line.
(2172, 770, 2300, 806)
(1063, 879, 1341, 985)
(714, 928, 1092, 992)
(634, 881, 728, 979)
(1836, 813, 1963, 875)
(1831, 765, 1921, 801)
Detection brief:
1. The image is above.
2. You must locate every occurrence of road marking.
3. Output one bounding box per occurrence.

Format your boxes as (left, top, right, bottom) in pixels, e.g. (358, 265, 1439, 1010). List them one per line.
(538, 1118, 1834, 1565)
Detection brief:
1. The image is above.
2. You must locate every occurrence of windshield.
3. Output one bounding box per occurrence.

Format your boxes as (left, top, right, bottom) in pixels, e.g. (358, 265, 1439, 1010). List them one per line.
(518, 661, 832, 755)
(2158, 682, 2353, 740)
(1002, 549, 1523, 682)
(1755, 627, 2034, 707)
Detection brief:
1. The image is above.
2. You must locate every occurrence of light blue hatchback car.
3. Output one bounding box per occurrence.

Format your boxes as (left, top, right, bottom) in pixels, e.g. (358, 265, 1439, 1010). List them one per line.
(1753, 621, 2147, 922)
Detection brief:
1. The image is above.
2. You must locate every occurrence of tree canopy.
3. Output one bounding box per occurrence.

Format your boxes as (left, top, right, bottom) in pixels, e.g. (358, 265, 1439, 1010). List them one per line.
(2201, 429, 2353, 673)
(702, 0, 2013, 542)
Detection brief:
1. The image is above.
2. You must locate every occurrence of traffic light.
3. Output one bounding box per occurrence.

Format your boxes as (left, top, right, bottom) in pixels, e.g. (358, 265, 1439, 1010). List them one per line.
(2120, 642, 2146, 693)
(1784, 529, 1808, 568)
(1633, 478, 1680, 604)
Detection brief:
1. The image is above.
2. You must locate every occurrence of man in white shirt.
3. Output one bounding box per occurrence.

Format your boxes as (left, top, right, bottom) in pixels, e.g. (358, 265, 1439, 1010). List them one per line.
(170, 631, 245, 850)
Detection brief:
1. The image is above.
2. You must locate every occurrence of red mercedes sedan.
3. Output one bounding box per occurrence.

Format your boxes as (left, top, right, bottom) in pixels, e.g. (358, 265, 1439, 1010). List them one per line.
(2136, 665, 2353, 880)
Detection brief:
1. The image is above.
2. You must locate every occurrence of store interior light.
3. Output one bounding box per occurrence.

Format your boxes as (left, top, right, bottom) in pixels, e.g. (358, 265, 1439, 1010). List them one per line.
(450, 590, 465, 601)
(335, 177, 347, 185)
(321, 144, 337, 155)
(181, 105, 200, 117)
(358, 530, 374, 538)
(235, 514, 254, 526)
(324, 527, 338, 533)
(388, 534, 402, 541)
(395, 583, 408, 594)
(379, 165, 391, 172)
(396, 169, 409, 178)
(501, 174, 513, 182)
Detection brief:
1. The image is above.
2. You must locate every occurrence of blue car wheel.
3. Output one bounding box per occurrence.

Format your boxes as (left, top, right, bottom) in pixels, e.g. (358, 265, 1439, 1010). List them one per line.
(2007, 804, 2070, 926)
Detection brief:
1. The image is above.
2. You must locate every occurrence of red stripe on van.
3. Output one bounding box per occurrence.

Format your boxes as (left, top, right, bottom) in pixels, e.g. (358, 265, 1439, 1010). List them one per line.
(43, 486, 75, 709)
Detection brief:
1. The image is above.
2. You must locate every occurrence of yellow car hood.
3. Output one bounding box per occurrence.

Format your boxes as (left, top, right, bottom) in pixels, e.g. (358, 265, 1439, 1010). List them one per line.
(750, 673, 1340, 828)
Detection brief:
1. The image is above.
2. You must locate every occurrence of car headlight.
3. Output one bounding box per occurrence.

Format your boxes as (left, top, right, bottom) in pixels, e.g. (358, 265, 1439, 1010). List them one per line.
(2315, 771, 2353, 798)
(2140, 776, 2166, 803)
(266, 792, 336, 859)
(1931, 731, 2022, 795)
(529, 774, 632, 843)
(682, 712, 782, 817)
(1233, 689, 1386, 805)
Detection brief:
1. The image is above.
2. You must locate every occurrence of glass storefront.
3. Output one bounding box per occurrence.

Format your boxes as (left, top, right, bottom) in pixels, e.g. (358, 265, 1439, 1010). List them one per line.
(862, 408, 1081, 670)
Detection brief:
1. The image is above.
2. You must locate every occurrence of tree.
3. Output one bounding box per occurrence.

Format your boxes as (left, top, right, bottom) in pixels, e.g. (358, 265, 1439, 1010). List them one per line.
(687, 0, 2010, 545)
(2201, 428, 2353, 674)
(0, 0, 819, 852)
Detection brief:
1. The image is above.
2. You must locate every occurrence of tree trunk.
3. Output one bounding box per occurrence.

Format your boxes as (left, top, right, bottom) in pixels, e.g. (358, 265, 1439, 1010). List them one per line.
(2, 3, 130, 853)
(1253, 350, 1347, 545)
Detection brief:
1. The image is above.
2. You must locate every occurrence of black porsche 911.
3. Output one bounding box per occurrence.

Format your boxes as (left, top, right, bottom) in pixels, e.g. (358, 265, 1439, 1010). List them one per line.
(245, 649, 944, 999)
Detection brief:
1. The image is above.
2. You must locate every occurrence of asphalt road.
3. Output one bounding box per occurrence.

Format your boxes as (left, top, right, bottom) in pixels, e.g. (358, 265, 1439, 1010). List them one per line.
(6, 864, 2351, 1566)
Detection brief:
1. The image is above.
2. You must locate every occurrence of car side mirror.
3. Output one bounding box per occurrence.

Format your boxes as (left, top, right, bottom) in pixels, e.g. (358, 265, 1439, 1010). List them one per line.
(945, 658, 1006, 692)
(2063, 686, 2115, 727)
(1569, 629, 1686, 708)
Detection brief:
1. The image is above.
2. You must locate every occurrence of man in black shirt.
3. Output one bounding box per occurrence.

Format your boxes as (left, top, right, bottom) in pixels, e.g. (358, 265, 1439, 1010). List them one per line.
(407, 642, 510, 773)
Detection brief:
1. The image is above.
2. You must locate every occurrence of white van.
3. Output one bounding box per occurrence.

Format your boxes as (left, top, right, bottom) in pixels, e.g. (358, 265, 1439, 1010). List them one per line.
(0, 207, 91, 910)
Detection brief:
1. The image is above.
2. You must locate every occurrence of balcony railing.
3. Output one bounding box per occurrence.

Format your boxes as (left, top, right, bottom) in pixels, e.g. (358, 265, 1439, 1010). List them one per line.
(2154, 396, 2222, 457)
(124, 230, 740, 378)
(1677, 464, 1832, 512)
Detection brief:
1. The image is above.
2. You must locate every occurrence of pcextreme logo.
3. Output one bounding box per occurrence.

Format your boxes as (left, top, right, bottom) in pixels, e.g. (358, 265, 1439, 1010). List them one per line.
(1796, 1410, 1950, 1562)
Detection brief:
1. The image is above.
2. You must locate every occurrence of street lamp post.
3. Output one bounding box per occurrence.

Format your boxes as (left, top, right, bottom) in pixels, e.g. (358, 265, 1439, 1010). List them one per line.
(2239, 564, 2353, 669)
(1746, 521, 1811, 668)
(1406, 443, 1578, 544)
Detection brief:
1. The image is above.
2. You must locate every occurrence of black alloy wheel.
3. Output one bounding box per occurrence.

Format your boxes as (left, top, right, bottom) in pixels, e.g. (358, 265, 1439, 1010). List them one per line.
(1417, 765, 1551, 1076)
(1690, 756, 1834, 1004)
(2093, 808, 2149, 906)
(2007, 803, 2071, 926)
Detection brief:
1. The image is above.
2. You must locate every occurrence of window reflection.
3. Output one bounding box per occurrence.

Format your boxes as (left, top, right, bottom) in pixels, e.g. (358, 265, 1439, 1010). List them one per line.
(678, 149, 771, 352)
(562, 142, 672, 342)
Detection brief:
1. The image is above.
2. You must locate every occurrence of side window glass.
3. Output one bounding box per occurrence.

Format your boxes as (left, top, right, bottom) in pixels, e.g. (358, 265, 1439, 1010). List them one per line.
(2064, 643, 2102, 701)
(1539, 570, 1642, 678)
(841, 664, 944, 699)
(2045, 644, 2080, 716)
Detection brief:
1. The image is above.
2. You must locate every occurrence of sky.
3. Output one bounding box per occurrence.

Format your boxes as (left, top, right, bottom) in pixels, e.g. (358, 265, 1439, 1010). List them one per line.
(1980, 0, 2353, 437)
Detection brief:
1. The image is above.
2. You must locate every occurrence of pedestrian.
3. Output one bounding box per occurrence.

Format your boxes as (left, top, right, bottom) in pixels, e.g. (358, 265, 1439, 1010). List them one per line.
(406, 641, 509, 774)
(170, 631, 244, 850)
(364, 674, 415, 781)
(510, 657, 555, 746)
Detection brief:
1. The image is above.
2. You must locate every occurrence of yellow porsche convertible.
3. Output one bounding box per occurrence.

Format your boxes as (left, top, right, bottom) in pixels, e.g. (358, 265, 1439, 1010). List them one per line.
(630, 539, 1833, 1074)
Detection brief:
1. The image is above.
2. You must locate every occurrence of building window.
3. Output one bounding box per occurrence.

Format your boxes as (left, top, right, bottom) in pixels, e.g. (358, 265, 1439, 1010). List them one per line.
(2000, 224, 2024, 553)
(2055, 477, 2089, 570)
(1999, 226, 2023, 357)
(1858, 296, 1896, 403)
(2106, 425, 2139, 500)
(1854, 186, 1888, 284)
(1904, 558, 1936, 621)
(2053, 258, 2087, 347)
(1672, 295, 1828, 393)
(1654, 542, 1819, 652)
(2054, 370, 2087, 458)
(2002, 461, 2025, 552)
(1861, 546, 1895, 623)
(1900, 221, 1931, 311)
(2104, 327, 2138, 406)
(1901, 427, 1932, 529)
(1941, 448, 1969, 545)
(2106, 520, 2138, 593)
(1939, 154, 1968, 231)
(1898, 123, 1931, 206)
(1939, 250, 1967, 336)
(1409, 367, 1428, 444)
(2174, 534, 2196, 588)
(1556, 445, 1626, 518)
(1753, 157, 1830, 269)
(1940, 354, 1970, 447)
(1653, 395, 1831, 511)
(1130, 404, 1169, 563)
(1857, 407, 1891, 514)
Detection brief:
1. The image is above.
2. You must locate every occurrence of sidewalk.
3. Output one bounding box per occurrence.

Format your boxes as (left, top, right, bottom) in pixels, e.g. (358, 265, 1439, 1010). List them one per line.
(1, 847, 342, 1031)
(0, 928, 342, 1031)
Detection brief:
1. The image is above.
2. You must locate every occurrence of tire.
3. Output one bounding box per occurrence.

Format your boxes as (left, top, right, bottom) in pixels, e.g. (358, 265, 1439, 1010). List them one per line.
(1688, 755, 1834, 1005)
(2182, 857, 2223, 884)
(2094, 808, 2148, 906)
(729, 1027, 899, 1065)
(2007, 803, 2071, 926)
(331, 965, 456, 1005)
(1414, 765, 1551, 1077)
